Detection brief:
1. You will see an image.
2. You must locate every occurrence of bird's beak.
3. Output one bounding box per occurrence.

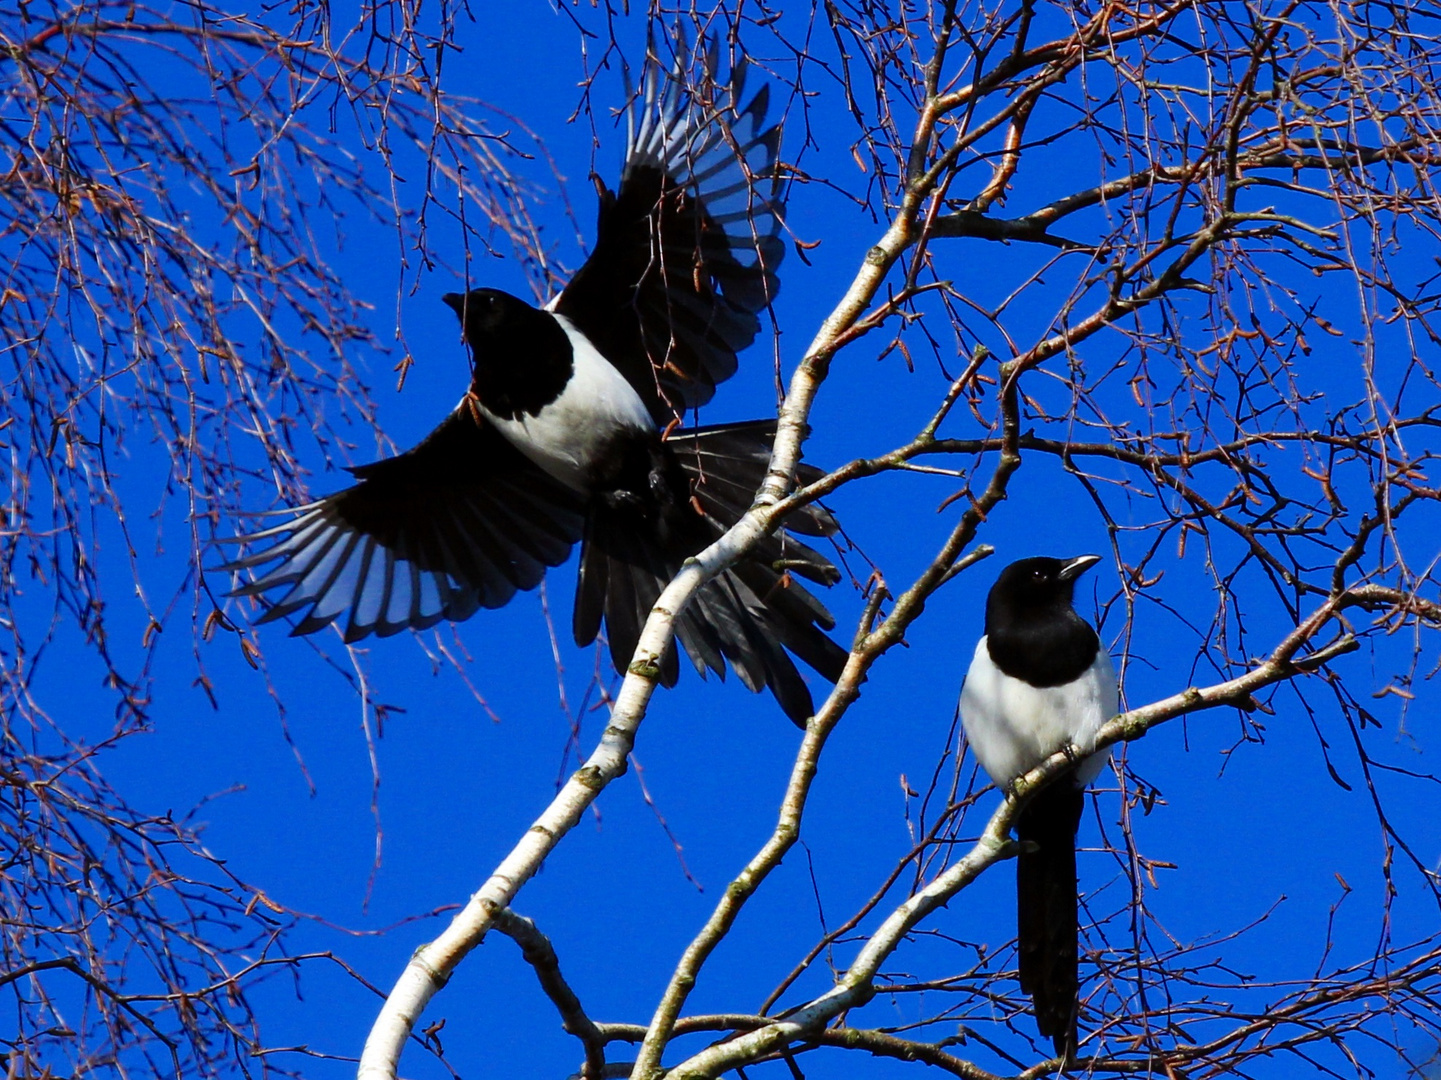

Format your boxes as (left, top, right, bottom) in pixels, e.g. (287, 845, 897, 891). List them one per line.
(1056, 554, 1102, 582)
(442, 292, 466, 319)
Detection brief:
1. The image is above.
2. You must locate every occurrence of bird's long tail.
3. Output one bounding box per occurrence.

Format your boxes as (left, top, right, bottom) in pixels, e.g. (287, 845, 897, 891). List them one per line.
(573, 420, 847, 726)
(1016, 777, 1085, 1058)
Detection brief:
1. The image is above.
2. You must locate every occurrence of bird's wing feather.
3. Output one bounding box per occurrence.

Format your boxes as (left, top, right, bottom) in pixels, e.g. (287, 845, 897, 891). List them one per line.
(553, 37, 785, 423)
(1073, 648, 1117, 785)
(217, 407, 586, 642)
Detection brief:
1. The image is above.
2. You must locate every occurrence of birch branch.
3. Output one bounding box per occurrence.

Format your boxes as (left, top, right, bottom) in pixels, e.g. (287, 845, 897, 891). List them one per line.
(491, 908, 607, 1079)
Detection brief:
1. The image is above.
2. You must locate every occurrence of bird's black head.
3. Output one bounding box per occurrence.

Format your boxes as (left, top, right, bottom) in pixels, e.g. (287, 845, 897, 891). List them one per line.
(983, 555, 1103, 686)
(988, 555, 1100, 617)
(441, 288, 573, 420)
(442, 288, 537, 347)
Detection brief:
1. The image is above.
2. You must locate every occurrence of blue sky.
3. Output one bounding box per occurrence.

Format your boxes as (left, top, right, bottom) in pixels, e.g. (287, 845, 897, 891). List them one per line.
(13, 3, 1441, 1078)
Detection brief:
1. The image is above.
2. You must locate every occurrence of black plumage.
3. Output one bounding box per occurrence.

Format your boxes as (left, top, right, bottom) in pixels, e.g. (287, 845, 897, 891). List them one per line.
(224, 411, 586, 639)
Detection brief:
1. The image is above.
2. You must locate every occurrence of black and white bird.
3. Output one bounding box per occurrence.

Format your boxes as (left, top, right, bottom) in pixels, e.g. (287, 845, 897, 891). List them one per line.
(958, 555, 1117, 1058)
(218, 40, 847, 725)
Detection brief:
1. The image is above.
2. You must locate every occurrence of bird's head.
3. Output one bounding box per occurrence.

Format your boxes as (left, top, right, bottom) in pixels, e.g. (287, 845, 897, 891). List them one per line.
(442, 288, 536, 353)
(989, 554, 1101, 615)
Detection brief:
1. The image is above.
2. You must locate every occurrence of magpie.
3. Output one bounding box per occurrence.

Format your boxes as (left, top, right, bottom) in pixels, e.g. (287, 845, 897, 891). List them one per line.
(958, 554, 1116, 1058)
(218, 39, 848, 725)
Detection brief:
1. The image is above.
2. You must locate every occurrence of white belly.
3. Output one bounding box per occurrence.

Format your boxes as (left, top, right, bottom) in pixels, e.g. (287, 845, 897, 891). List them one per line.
(959, 636, 1117, 788)
(479, 313, 654, 492)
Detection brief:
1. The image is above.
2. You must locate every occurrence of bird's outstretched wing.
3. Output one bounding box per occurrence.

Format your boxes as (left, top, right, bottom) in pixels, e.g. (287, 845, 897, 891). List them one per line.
(554, 36, 785, 423)
(217, 408, 586, 643)
(573, 421, 846, 726)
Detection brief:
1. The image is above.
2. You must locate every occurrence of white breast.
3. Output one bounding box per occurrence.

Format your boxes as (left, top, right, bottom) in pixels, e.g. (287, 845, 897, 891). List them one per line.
(959, 636, 1117, 788)
(478, 313, 654, 492)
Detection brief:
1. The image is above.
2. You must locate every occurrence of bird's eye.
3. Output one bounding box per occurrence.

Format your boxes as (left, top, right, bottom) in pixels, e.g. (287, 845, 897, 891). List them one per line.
(1032, 569, 1046, 580)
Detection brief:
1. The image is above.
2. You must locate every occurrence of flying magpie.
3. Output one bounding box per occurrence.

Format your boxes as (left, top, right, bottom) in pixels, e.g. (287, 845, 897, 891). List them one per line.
(958, 554, 1116, 1057)
(218, 40, 848, 725)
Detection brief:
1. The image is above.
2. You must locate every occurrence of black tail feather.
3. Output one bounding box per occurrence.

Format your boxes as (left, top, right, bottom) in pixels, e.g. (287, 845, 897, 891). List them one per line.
(669, 420, 838, 539)
(1016, 778, 1085, 1058)
(675, 597, 727, 678)
(573, 421, 846, 726)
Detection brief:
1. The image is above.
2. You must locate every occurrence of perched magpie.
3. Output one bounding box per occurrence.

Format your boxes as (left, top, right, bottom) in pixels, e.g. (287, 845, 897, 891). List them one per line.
(958, 554, 1117, 1057)
(219, 40, 848, 725)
